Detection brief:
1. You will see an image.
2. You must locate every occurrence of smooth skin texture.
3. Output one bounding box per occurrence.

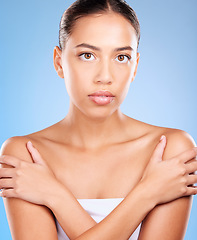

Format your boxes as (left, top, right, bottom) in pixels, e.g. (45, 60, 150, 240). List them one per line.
(1, 137, 197, 240)
(0, 12, 197, 240)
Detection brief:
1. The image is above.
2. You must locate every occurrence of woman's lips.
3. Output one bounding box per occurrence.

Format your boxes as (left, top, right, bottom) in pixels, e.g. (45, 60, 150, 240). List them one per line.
(88, 95, 115, 105)
(88, 91, 115, 105)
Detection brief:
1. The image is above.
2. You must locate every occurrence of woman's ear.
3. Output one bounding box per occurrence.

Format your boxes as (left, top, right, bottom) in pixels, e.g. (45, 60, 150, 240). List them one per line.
(53, 46, 64, 78)
(131, 52, 140, 82)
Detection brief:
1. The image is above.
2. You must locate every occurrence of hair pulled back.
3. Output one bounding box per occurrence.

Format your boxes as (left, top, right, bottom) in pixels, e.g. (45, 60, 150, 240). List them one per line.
(59, 0, 140, 50)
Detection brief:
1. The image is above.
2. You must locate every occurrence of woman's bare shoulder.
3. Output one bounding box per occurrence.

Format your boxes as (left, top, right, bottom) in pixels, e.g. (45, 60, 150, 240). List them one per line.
(1, 119, 62, 151)
(152, 124, 195, 146)
(161, 128, 196, 160)
(137, 118, 197, 159)
(0, 122, 58, 160)
(132, 117, 193, 137)
(128, 117, 196, 151)
(0, 136, 32, 160)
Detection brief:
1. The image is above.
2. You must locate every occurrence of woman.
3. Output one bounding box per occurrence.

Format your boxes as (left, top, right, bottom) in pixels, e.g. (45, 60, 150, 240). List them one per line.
(0, 0, 197, 239)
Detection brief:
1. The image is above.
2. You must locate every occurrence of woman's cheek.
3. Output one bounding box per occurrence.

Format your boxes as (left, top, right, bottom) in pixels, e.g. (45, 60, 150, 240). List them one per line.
(116, 70, 133, 103)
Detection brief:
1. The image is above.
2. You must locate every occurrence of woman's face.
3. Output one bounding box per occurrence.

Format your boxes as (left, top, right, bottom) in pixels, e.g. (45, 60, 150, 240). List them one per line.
(55, 12, 140, 119)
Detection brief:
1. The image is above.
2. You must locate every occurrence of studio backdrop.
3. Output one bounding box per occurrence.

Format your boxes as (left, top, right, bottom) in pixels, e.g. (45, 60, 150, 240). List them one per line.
(0, 0, 196, 239)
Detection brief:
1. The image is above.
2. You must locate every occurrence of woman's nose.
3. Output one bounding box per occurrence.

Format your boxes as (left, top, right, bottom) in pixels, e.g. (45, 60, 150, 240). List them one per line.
(94, 60, 113, 85)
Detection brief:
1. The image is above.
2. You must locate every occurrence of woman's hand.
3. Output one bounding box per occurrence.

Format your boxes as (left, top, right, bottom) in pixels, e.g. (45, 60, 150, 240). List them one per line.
(0, 137, 197, 207)
(140, 135, 197, 205)
(0, 136, 197, 240)
(0, 141, 62, 206)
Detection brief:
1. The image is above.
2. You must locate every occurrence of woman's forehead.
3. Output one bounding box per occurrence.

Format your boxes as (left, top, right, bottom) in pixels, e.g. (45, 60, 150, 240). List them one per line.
(67, 12, 138, 50)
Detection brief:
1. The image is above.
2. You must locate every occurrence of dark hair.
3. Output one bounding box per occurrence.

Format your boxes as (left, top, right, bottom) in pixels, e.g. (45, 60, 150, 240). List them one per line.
(59, 0, 140, 50)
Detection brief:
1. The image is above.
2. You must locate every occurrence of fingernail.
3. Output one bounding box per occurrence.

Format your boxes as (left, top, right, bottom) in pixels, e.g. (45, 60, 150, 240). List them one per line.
(194, 147, 197, 153)
(160, 135, 165, 141)
(0, 189, 3, 197)
(27, 141, 33, 147)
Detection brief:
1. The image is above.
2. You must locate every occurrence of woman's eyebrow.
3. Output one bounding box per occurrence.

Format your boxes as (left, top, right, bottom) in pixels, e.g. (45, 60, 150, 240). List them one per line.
(74, 43, 133, 52)
(114, 46, 133, 52)
(74, 43, 100, 51)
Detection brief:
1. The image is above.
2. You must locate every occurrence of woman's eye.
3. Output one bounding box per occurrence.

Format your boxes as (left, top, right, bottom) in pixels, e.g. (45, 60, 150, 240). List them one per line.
(115, 55, 131, 63)
(79, 53, 95, 61)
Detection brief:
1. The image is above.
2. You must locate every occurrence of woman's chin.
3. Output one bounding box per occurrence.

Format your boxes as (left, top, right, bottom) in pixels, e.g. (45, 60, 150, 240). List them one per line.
(83, 108, 119, 121)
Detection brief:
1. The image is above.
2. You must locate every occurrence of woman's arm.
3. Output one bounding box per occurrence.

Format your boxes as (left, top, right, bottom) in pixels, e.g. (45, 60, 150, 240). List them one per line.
(138, 130, 196, 240)
(0, 137, 58, 240)
(0, 137, 97, 240)
(1, 137, 147, 240)
(71, 131, 197, 240)
(0, 139, 153, 240)
(1, 133, 197, 240)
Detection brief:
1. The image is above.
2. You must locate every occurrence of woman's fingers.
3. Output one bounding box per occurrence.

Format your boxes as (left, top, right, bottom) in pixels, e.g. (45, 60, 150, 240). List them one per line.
(26, 141, 46, 166)
(0, 141, 47, 169)
(150, 135, 167, 162)
(186, 174, 197, 186)
(173, 147, 197, 163)
(184, 186, 197, 196)
(185, 160, 197, 174)
(0, 189, 15, 198)
(0, 178, 14, 189)
(0, 155, 20, 168)
(0, 168, 15, 178)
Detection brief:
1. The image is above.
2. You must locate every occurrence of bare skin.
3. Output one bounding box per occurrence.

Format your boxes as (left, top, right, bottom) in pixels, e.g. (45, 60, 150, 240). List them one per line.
(1, 119, 197, 240)
(0, 12, 197, 240)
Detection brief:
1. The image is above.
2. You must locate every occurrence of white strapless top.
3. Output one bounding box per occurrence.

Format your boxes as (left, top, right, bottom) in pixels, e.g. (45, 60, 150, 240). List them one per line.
(56, 198, 141, 240)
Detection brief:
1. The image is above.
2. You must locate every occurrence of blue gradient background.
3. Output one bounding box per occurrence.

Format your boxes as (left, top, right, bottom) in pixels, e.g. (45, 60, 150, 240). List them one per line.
(0, 0, 196, 239)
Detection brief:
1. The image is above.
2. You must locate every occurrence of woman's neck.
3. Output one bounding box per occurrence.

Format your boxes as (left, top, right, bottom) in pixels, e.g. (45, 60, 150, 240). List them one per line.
(61, 105, 129, 150)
